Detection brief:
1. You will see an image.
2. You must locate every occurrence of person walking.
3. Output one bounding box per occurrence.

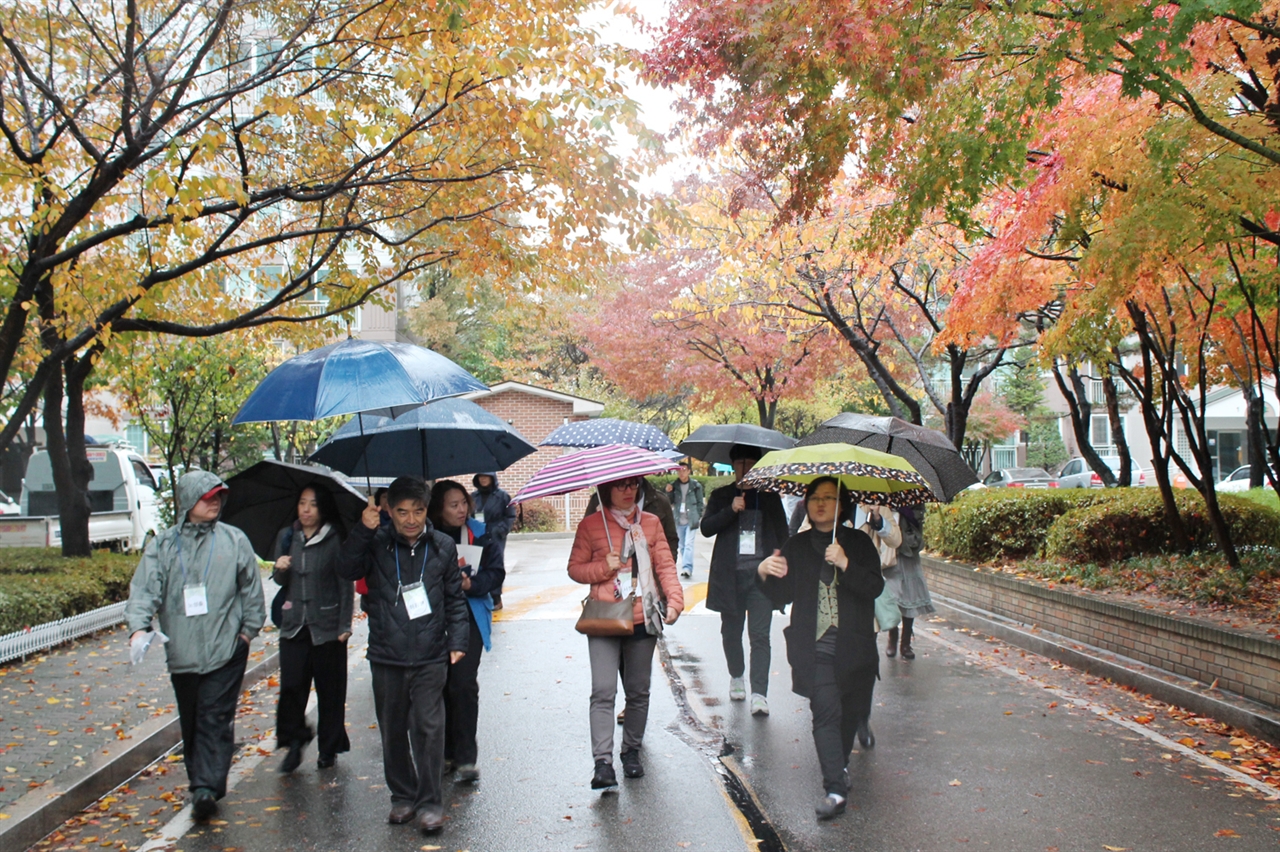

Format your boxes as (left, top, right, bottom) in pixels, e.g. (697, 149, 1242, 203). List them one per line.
(337, 476, 470, 835)
(757, 478, 884, 820)
(877, 506, 933, 660)
(700, 446, 788, 715)
(568, 476, 683, 790)
(471, 473, 514, 610)
(271, 486, 353, 773)
(125, 471, 266, 822)
(665, 463, 705, 579)
(428, 480, 505, 784)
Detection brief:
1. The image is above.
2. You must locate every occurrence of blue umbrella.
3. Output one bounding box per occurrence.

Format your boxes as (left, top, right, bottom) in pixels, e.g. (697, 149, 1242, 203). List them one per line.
(541, 418, 676, 452)
(232, 338, 487, 424)
(308, 398, 537, 479)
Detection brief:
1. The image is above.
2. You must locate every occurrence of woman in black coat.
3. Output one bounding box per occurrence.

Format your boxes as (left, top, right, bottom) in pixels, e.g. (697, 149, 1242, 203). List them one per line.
(757, 477, 884, 821)
(428, 480, 506, 784)
(271, 486, 353, 773)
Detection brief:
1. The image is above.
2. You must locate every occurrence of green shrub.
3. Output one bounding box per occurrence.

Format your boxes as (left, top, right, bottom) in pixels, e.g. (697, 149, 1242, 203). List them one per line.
(0, 548, 139, 634)
(924, 489, 1121, 562)
(1044, 489, 1280, 564)
(514, 499, 560, 533)
(646, 474, 735, 495)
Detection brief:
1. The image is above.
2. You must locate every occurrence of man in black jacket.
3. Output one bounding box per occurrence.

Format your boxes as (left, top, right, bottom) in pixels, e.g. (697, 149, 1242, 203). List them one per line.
(700, 446, 788, 717)
(339, 477, 469, 835)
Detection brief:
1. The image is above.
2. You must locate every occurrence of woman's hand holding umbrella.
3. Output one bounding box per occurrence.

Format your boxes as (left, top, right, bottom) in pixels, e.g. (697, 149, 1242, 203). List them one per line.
(275, 555, 292, 572)
(824, 543, 849, 571)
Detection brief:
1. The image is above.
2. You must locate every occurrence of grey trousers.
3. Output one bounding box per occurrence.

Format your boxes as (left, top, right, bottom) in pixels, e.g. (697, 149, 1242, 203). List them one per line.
(587, 630, 658, 763)
(370, 661, 448, 812)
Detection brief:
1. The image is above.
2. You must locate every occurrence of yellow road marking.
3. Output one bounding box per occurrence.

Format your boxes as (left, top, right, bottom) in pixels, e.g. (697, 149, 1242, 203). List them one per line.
(682, 581, 709, 612)
(492, 584, 581, 622)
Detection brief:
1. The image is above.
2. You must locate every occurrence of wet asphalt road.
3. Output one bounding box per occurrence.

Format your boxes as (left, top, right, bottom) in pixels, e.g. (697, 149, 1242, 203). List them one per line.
(29, 534, 1280, 851)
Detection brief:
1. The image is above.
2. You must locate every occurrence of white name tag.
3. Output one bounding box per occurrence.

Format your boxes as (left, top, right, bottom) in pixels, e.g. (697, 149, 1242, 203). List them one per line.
(739, 529, 757, 555)
(184, 585, 209, 617)
(401, 582, 431, 620)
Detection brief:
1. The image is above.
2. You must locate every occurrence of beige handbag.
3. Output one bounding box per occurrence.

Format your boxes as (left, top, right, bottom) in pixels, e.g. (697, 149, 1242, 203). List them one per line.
(575, 569, 636, 637)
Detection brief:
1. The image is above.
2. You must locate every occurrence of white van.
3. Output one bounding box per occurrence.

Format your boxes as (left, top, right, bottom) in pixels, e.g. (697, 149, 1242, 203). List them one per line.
(1, 445, 163, 550)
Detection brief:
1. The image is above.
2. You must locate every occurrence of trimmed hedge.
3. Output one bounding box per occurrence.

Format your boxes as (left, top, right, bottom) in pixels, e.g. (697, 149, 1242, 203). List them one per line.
(924, 489, 1118, 563)
(514, 498, 560, 533)
(1044, 490, 1280, 564)
(0, 548, 140, 635)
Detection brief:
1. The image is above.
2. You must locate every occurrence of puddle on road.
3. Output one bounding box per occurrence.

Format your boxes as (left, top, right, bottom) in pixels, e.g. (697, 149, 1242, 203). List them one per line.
(659, 639, 786, 852)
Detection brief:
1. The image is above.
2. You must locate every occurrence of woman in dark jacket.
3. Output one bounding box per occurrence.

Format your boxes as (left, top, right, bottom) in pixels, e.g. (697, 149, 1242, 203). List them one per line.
(757, 477, 884, 821)
(271, 486, 353, 773)
(428, 480, 505, 784)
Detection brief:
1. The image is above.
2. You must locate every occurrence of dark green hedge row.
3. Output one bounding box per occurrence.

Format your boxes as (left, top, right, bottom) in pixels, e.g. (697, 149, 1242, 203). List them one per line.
(924, 488, 1280, 564)
(0, 548, 139, 635)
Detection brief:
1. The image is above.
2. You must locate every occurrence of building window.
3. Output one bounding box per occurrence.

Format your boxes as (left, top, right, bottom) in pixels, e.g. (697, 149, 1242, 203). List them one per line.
(1090, 414, 1110, 449)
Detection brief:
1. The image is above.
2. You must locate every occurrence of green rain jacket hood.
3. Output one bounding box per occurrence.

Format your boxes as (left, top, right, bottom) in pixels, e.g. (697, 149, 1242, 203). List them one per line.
(125, 470, 266, 674)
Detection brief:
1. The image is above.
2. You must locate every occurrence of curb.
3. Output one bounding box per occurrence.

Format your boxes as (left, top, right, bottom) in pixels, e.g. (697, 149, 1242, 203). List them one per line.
(1, 650, 281, 852)
(931, 595, 1280, 743)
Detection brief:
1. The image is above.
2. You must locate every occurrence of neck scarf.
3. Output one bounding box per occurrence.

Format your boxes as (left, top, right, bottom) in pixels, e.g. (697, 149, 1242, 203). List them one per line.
(604, 505, 664, 636)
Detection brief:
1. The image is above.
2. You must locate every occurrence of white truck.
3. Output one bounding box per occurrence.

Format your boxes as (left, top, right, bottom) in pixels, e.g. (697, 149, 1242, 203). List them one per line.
(0, 445, 163, 550)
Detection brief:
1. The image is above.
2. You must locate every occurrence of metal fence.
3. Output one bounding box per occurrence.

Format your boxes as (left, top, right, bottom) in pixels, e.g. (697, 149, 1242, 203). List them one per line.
(0, 601, 127, 665)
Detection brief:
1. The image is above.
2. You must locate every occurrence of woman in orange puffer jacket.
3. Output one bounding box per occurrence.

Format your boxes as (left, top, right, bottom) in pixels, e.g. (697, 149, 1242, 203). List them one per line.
(568, 476, 684, 792)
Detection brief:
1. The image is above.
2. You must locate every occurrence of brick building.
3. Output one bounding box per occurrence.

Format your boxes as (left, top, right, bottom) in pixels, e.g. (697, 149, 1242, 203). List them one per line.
(460, 381, 604, 530)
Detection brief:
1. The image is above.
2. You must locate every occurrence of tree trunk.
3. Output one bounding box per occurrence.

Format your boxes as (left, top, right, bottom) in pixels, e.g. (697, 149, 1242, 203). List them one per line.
(1246, 391, 1266, 489)
(44, 364, 95, 556)
(756, 397, 777, 429)
(1101, 374, 1133, 486)
(1050, 361, 1117, 485)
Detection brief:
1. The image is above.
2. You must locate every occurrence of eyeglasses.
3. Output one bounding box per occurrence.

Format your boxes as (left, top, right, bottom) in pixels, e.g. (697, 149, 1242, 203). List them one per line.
(611, 480, 641, 491)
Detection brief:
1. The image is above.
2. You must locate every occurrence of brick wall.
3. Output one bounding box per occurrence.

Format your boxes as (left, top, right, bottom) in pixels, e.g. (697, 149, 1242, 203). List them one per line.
(470, 389, 590, 531)
(921, 555, 1280, 707)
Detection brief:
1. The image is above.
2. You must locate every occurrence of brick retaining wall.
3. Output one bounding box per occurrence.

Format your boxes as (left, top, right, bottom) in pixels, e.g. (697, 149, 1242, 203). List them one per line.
(921, 555, 1280, 709)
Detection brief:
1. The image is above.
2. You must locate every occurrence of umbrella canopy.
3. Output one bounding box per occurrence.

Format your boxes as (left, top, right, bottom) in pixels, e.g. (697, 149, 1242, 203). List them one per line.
(307, 398, 537, 479)
(677, 423, 796, 465)
(511, 444, 682, 504)
(741, 443, 935, 507)
(232, 338, 488, 424)
(221, 460, 369, 559)
(541, 418, 677, 452)
(798, 413, 977, 502)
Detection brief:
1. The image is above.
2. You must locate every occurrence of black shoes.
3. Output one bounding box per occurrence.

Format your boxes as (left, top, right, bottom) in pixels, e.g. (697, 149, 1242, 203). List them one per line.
(191, 788, 218, 822)
(316, 752, 336, 769)
(885, 627, 898, 658)
(279, 740, 305, 774)
(620, 749, 644, 778)
(900, 639, 915, 660)
(815, 793, 847, 820)
(591, 760, 618, 790)
(388, 803, 416, 824)
(856, 719, 875, 749)
(416, 806, 444, 833)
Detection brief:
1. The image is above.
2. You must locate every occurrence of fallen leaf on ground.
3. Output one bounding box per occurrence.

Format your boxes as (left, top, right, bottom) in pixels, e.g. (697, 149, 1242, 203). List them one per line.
(1215, 829, 1240, 837)
(949, 779, 962, 786)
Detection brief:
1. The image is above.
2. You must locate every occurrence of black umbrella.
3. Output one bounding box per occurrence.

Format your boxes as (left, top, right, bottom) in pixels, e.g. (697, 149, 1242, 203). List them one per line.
(677, 423, 797, 466)
(797, 413, 978, 502)
(222, 460, 368, 559)
(307, 397, 537, 480)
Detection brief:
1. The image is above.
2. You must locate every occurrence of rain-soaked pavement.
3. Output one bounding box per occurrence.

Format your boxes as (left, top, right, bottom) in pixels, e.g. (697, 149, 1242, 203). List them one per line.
(25, 534, 1280, 851)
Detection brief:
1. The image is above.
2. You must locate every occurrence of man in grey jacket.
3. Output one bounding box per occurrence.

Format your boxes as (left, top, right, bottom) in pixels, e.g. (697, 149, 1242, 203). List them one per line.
(665, 463, 705, 579)
(126, 470, 265, 822)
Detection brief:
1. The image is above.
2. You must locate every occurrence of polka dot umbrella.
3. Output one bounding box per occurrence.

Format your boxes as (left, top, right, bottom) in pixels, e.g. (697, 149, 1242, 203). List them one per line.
(541, 418, 677, 453)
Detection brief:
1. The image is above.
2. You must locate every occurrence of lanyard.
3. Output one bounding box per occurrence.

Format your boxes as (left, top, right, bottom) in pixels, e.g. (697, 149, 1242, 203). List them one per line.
(177, 527, 217, 588)
(394, 535, 429, 589)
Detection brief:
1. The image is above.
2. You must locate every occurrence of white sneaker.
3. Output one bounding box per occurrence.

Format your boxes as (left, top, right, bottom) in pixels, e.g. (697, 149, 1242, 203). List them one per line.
(729, 677, 746, 701)
(750, 693, 769, 716)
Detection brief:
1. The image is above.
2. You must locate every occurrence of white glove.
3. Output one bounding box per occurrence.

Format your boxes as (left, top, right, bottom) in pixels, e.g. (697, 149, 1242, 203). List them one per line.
(129, 630, 169, 665)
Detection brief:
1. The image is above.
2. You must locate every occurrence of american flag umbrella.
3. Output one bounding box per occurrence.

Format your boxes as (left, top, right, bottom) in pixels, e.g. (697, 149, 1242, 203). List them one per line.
(541, 418, 677, 452)
(511, 444, 682, 504)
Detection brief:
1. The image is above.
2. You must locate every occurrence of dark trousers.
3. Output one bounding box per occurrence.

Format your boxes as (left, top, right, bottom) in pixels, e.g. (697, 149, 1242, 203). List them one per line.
(445, 609, 484, 766)
(720, 571, 773, 695)
(276, 627, 351, 756)
(371, 661, 448, 811)
(810, 640, 876, 797)
(170, 640, 249, 798)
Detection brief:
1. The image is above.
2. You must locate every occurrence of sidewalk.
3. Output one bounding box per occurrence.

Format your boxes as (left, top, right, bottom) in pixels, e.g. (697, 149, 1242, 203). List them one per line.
(0, 578, 280, 851)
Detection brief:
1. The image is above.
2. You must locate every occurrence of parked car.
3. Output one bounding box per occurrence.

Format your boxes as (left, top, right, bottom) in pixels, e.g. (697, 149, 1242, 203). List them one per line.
(1056, 456, 1146, 488)
(1218, 464, 1278, 493)
(981, 467, 1058, 489)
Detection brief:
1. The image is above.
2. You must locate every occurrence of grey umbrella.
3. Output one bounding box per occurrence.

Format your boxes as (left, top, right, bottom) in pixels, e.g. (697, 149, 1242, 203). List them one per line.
(797, 413, 977, 502)
(677, 423, 796, 465)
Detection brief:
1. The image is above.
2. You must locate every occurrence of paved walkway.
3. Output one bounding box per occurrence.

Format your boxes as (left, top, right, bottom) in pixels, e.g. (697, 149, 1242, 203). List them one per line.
(0, 571, 280, 846)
